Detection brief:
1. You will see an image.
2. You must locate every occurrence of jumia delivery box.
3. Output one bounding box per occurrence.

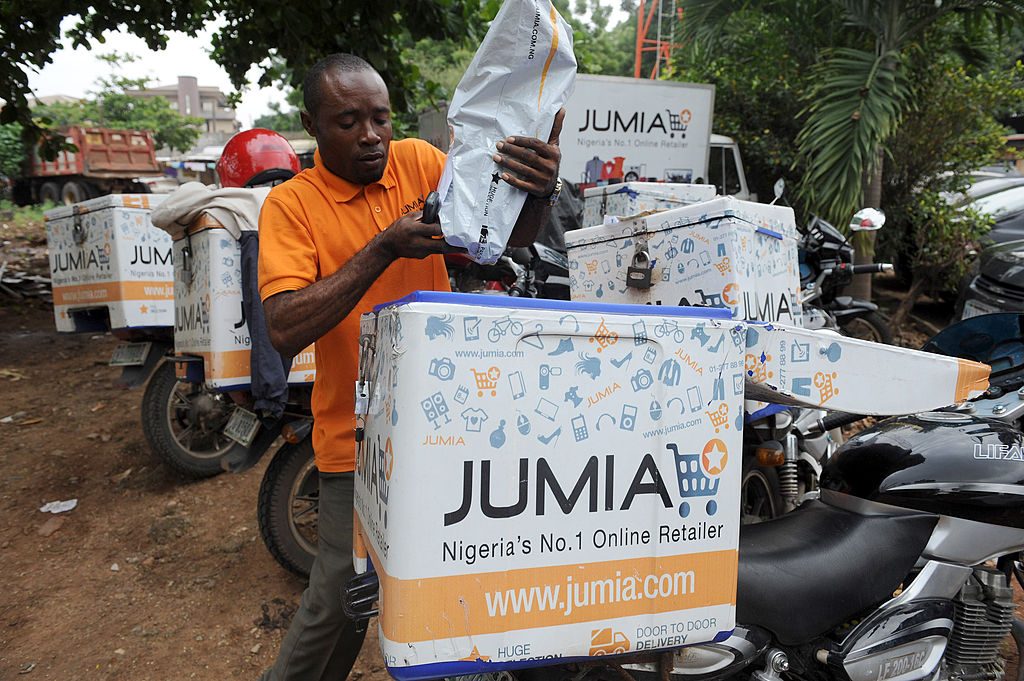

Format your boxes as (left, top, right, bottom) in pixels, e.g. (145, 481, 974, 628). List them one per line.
(169, 216, 315, 389)
(566, 197, 801, 326)
(354, 292, 746, 680)
(45, 194, 173, 332)
(582, 182, 718, 228)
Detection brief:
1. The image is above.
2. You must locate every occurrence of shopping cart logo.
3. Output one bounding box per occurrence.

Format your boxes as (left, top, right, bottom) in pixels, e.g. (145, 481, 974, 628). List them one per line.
(471, 366, 501, 396)
(668, 439, 724, 518)
(666, 108, 691, 133)
(714, 257, 731, 274)
(586, 259, 600, 275)
(705, 402, 730, 433)
(745, 352, 772, 384)
(589, 317, 619, 353)
(814, 371, 839, 403)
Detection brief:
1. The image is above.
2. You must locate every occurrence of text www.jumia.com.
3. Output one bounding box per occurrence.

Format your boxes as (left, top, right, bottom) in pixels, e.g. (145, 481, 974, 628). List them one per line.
(453, 349, 525, 359)
(484, 569, 695, 617)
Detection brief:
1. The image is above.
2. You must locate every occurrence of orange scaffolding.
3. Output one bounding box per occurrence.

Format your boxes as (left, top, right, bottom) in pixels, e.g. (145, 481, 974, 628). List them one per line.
(633, 0, 684, 79)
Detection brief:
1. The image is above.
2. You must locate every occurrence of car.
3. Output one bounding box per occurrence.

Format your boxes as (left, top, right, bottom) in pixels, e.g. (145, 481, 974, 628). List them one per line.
(955, 238, 1024, 319)
(969, 184, 1024, 244)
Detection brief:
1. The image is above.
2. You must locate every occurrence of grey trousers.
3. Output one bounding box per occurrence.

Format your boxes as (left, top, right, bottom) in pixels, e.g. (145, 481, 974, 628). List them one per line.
(261, 471, 367, 681)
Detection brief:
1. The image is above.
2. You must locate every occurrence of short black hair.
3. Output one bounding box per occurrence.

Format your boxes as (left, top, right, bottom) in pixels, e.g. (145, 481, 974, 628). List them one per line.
(303, 53, 376, 116)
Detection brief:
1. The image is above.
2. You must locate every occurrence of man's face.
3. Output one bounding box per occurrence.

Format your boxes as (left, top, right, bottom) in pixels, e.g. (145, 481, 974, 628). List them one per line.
(301, 69, 393, 185)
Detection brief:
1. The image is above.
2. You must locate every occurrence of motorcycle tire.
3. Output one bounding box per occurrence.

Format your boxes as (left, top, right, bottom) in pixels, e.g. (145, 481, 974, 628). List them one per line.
(740, 457, 782, 524)
(258, 438, 318, 579)
(141, 361, 243, 478)
(838, 310, 893, 345)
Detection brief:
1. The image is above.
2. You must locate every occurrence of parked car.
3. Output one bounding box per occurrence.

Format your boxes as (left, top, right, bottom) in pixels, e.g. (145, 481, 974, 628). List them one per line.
(955, 238, 1024, 319)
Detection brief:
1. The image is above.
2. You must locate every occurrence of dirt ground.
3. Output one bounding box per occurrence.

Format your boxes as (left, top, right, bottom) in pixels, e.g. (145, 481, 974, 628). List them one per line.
(0, 215, 1019, 681)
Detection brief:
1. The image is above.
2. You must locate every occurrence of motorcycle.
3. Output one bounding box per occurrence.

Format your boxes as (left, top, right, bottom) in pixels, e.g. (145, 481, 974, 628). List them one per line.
(342, 313, 1024, 681)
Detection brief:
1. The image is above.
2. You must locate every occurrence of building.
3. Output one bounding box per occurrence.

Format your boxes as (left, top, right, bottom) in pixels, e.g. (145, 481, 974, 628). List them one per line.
(127, 76, 239, 137)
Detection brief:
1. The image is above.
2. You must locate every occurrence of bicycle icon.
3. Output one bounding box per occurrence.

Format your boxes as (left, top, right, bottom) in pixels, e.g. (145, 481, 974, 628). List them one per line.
(654, 319, 686, 343)
(488, 315, 524, 342)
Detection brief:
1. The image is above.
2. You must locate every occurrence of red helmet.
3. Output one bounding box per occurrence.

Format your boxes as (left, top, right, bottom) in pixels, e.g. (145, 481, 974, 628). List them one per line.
(216, 129, 301, 188)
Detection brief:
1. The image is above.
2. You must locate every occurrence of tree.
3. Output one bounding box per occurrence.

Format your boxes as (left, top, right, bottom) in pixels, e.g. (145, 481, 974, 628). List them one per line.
(0, 1, 486, 156)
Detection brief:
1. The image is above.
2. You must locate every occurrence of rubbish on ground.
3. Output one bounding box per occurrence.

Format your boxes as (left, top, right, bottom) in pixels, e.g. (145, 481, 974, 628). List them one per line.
(39, 499, 78, 514)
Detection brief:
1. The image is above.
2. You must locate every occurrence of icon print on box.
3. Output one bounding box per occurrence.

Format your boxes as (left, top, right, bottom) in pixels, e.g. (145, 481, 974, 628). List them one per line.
(658, 359, 681, 386)
(461, 407, 488, 432)
(490, 420, 506, 448)
(576, 353, 601, 379)
(589, 318, 618, 353)
(733, 373, 744, 395)
(535, 398, 559, 422)
(516, 412, 531, 435)
(571, 415, 589, 441)
(822, 343, 842, 363)
(424, 314, 454, 340)
(454, 385, 469, 404)
(508, 371, 526, 399)
(537, 426, 561, 446)
(686, 385, 703, 413)
(549, 337, 574, 356)
(470, 366, 501, 396)
(428, 357, 456, 381)
(463, 316, 480, 341)
(712, 375, 726, 401)
(610, 351, 631, 369)
(420, 392, 451, 429)
(642, 346, 657, 364)
(815, 372, 839, 402)
(564, 386, 583, 407)
(539, 364, 562, 390)
(596, 413, 616, 430)
(707, 334, 725, 353)
(632, 320, 648, 345)
(706, 403, 730, 433)
(589, 629, 631, 656)
(487, 315, 523, 342)
(630, 368, 653, 392)
(620, 404, 637, 431)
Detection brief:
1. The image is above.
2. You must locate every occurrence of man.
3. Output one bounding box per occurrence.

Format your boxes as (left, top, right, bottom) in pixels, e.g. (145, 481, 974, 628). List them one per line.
(257, 53, 563, 681)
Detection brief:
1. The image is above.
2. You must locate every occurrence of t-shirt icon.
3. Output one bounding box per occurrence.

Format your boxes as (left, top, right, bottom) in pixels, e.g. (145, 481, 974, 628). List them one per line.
(461, 407, 488, 432)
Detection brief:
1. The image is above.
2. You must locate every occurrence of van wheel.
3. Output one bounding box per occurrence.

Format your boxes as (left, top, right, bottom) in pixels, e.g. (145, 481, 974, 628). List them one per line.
(38, 181, 60, 205)
(258, 438, 318, 578)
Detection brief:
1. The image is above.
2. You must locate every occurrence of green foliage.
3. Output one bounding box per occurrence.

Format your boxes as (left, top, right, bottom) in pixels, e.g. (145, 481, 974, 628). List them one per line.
(31, 60, 205, 153)
(253, 102, 304, 134)
(0, 123, 28, 179)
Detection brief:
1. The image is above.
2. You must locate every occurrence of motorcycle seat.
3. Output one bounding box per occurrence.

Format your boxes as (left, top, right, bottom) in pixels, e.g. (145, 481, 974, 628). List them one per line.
(737, 499, 938, 645)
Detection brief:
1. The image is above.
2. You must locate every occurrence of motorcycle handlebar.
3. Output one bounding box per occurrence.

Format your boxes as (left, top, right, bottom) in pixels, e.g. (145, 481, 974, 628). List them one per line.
(804, 411, 866, 435)
(837, 263, 893, 275)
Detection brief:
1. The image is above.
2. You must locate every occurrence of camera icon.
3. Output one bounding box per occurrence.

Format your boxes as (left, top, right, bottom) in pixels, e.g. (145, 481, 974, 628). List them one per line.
(630, 368, 654, 392)
(428, 357, 456, 381)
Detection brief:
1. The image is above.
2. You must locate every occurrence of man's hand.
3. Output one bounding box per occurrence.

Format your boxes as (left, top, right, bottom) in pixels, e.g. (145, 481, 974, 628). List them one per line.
(377, 211, 466, 260)
(493, 108, 565, 198)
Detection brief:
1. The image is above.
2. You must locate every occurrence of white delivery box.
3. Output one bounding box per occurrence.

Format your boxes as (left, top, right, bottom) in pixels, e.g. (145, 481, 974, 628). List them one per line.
(171, 217, 315, 390)
(354, 292, 746, 680)
(566, 197, 802, 326)
(583, 182, 718, 227)
(742, 323, 990, 414)
(45, 194, 173, 332)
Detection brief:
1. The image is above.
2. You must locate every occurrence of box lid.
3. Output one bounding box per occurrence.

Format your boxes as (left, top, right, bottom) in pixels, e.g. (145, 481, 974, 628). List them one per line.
(44, 193, 167, 220)
(583, 182, 717, 200)
(566, 196, 797, 249)
(373, 290, 732, 320)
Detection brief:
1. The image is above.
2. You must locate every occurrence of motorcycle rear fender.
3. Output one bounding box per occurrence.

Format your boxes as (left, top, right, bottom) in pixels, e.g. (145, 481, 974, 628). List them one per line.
(114, 340, 172, 389)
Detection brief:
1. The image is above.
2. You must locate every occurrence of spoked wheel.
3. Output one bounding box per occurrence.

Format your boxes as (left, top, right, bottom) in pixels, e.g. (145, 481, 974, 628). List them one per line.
(740, 457, 782, 524)
(141, 361, 244, 478)
(258, 437, 318, 579)
(839, 311, 893, 345)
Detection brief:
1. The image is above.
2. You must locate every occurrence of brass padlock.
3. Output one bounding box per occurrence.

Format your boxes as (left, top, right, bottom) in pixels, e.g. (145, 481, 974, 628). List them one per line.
(626, 248, 653, 289)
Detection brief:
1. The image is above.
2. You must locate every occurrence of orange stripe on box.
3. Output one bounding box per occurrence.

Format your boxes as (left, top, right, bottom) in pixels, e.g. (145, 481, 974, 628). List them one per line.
(955, 358, 990, 403)
(53, 280, 174, 305)
(364, 538, 736, 643)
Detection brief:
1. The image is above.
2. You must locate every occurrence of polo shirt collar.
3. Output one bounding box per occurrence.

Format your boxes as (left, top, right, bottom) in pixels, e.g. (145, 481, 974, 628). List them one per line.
(313, 147, 398, 203)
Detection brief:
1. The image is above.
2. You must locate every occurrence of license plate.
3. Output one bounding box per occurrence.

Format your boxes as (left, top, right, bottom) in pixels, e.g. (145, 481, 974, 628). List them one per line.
(223, 407, 260, 447)
(962, 299, 997, 320)
(109, 342, 151, 367)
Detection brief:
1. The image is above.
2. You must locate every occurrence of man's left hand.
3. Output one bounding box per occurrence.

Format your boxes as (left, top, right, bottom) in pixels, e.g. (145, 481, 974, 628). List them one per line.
(492, 108, 565, 198)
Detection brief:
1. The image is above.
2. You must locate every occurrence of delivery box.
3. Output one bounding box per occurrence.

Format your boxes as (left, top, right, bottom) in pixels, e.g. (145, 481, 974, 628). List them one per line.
(566, 197, 802, 326)
(171, 218, 315, 389)
(354, 292, 746, 680)
(742, 322, 990, 414)
(45, 194, 173, 332)
(583, 182, 718, 227)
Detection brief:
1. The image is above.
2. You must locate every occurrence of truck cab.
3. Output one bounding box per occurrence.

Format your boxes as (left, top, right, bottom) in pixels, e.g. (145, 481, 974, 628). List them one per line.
(708, 134, 754, 202)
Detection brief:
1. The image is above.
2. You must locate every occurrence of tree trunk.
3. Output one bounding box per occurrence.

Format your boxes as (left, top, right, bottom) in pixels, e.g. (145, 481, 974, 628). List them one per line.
(888, 274, 928, 333)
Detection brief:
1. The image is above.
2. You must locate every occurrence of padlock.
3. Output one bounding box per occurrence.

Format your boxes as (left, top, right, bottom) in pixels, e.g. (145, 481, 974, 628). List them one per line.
(626, 248, 653, 288)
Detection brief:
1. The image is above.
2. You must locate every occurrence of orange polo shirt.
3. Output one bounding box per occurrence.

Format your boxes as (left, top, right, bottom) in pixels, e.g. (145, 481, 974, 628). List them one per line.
(258, 138, 450, 472)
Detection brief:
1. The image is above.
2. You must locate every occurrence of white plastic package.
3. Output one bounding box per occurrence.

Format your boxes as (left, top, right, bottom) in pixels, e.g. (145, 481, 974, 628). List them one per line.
(437, 0, 577, 264)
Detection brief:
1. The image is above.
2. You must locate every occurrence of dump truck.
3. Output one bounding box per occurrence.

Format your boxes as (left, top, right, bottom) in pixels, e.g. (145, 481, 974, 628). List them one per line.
(12, 126, 161, 206)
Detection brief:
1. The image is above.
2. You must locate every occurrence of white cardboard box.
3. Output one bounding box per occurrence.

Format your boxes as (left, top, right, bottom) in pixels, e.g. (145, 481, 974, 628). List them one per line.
(743, 323, 990, 413)
(45, 194, 173, 332)
(170, 218, 315, 389)
(354, 292, 745, 680)
(566, 197, 802, 327)
(583, 182, 718, 227)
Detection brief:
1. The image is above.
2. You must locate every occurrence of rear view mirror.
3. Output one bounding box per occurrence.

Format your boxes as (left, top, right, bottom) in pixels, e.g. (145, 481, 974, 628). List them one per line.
(850, 207, 885, 232)
(770, 178, 785, 205)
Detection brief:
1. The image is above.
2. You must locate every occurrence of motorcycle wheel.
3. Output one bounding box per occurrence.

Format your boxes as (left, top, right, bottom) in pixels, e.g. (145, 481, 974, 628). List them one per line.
(141, 361, 243, 478)
(258, 438, 318, 579)
(741, 457, 782, 524)
(839, 311, 893, 345)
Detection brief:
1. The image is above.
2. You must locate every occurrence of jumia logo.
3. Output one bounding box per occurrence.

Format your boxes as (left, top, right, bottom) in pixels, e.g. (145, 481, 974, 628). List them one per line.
(51, 247, 109, 273)
(579, 109, 669, 135)
(357, 433, 392, 525)
(175, 298, 209, 334)
(444, 452, 673, 526)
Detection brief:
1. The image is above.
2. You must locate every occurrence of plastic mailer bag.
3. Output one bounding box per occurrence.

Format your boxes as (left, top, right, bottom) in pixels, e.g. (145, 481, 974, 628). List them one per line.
(437, 0, 577, 264)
